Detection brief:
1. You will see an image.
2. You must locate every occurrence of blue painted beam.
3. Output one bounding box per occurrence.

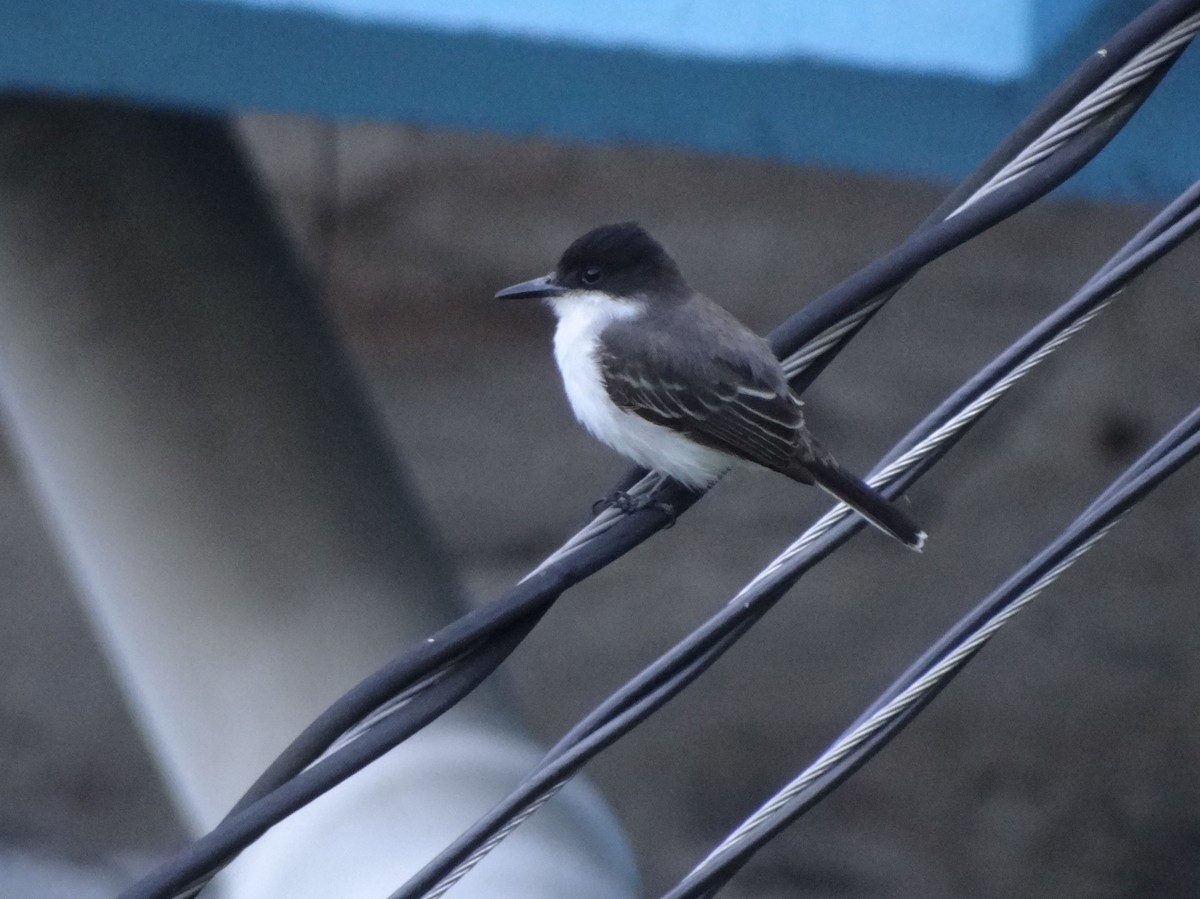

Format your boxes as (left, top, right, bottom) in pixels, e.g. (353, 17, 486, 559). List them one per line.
(190, 0, 1105, 80)
(0, 0, 1195, 200)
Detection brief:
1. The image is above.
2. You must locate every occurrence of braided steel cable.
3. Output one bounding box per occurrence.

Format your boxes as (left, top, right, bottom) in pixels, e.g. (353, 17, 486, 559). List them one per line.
(670, 408, 1200, 898)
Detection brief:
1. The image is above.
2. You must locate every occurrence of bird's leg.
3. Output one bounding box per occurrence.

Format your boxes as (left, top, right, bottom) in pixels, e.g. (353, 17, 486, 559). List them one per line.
(592, 489, 677, 528)
(592, 489, 638, 515)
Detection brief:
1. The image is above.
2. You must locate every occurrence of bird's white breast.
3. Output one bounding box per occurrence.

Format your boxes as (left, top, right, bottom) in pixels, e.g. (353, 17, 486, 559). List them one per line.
(547, 292, 732, 488)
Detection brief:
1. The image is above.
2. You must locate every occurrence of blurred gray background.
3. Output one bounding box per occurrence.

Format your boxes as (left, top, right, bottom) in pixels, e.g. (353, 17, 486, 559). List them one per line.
(3, 109, 1200, 897)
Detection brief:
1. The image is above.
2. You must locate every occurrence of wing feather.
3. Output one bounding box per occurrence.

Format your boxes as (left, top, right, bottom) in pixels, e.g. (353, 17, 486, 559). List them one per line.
(598, 327, 813, 476)
(593, 302, 925, 548)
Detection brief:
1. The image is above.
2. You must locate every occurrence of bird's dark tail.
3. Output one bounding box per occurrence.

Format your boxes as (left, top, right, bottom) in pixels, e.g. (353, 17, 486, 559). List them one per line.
(805, 460, 926, 551)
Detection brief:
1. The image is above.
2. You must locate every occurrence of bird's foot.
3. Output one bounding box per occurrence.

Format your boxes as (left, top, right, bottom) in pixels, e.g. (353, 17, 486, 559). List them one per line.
(593, 490, 676, 528)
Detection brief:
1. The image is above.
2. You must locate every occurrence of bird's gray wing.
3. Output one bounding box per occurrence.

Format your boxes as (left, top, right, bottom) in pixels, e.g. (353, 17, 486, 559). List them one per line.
(598, 317, 926, 548)
(598, 327, 819, 478)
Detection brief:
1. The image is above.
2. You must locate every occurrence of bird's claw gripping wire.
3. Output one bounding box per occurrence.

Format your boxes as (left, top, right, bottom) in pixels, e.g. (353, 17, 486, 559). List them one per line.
(593, 489, 677, 528)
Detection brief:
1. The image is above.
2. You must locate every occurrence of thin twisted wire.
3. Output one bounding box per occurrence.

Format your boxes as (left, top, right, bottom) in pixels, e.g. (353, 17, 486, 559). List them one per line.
(697, 521, 1120, 869)
(522, 472, 664, 579)
(320, 654, 462, 758)
(423, 783, 568, 899)
(779, 295, 889, 378)
(949, 12, 1200, 216)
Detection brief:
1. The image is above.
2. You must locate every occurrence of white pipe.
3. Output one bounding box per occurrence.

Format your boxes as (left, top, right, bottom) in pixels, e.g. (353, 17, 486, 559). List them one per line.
(0, 96, 636, 898)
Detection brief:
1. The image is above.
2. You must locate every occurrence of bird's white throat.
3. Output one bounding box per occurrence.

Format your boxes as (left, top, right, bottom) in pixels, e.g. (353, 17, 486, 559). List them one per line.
(547, 292, 732, 488)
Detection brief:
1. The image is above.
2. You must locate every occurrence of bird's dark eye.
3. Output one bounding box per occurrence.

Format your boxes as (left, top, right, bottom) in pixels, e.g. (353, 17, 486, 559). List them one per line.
(581, 266, 603, 285)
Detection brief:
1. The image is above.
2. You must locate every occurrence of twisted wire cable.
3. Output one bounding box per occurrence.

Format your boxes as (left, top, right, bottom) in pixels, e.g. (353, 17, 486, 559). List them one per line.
(663, 182, 1200, 896)
(670, 408, 1200, 898)
(949, 11, 1200, 215)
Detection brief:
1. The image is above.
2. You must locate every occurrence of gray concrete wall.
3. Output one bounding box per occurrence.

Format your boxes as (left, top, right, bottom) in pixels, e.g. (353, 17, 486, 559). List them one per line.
(3, 106, 1200, 897)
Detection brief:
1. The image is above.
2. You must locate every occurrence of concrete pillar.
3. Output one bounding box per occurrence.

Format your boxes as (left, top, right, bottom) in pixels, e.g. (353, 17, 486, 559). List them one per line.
(0, 97, 635, 899)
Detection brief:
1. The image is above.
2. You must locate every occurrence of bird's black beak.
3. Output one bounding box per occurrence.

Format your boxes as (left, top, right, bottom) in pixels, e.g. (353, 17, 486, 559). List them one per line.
(495, 273, 567, 300)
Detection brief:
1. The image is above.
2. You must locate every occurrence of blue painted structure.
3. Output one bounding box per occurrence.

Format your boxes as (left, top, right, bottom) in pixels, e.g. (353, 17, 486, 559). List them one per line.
(1, 0, 1195, 199)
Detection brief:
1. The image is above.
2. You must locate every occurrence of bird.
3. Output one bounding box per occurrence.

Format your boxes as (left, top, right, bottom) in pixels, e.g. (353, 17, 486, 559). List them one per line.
(495, 222, 925, 550)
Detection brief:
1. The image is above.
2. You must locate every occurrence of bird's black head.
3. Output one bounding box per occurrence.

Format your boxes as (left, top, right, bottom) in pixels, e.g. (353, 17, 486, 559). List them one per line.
(494, 222, 689, 303)
(554, 222, 688, 300)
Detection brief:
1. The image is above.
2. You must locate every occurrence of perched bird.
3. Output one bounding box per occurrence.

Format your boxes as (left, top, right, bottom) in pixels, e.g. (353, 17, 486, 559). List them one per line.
(496, 222, 924, 550)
